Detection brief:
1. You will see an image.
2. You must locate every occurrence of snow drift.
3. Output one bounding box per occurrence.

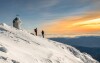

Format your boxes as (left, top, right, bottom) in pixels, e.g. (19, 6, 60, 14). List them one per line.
(0, 23, 99, 63)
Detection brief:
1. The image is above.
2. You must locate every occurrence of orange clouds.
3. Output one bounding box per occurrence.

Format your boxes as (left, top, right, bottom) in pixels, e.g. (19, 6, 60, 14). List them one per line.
(42, 12, 100, 35)
(72, 18, 100, 32)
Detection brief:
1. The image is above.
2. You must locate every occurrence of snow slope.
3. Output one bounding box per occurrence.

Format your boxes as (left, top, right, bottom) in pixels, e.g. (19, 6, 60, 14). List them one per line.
(0, 23, 99, 63)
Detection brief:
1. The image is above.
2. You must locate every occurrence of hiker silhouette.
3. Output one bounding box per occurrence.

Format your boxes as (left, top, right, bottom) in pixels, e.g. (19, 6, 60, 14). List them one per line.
(34, 28, 37, 36)
(41, 30, 44, 38)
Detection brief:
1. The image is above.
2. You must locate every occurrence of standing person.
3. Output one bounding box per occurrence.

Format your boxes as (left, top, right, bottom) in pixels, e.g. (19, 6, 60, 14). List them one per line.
(34, 28, 37, 36)
(41, 30, 44, 38)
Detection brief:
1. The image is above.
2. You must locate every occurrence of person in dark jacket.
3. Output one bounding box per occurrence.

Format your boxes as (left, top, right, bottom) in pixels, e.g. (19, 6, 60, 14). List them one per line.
(34, 28, 37, 36)
(41, 30, 44, 38)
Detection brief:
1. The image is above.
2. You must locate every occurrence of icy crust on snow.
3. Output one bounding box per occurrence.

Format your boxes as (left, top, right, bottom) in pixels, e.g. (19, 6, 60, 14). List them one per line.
(0, 23, 99, 63)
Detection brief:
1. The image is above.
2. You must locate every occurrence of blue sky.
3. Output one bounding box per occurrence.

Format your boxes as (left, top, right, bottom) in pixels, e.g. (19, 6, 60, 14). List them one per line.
(0, 0, 100, 30)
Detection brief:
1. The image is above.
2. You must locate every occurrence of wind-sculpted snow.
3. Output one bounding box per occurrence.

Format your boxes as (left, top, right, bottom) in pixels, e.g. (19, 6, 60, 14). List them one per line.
(0, 23, 99, 63)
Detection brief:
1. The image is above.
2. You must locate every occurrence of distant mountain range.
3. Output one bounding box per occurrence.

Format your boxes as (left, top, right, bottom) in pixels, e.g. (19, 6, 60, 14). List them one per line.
(49, 36, 100, 61)
(49, 36, 100, 47)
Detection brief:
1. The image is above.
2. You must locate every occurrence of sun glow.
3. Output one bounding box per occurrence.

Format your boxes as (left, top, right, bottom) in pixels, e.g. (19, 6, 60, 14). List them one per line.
(42, 13, 100, 36)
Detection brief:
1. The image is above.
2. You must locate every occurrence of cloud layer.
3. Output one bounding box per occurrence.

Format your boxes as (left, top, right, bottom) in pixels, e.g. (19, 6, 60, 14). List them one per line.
(42, 12, 100, 36)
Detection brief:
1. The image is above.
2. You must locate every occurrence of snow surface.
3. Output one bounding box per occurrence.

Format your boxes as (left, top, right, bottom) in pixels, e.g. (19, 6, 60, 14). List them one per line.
(0, 23, 99, 63)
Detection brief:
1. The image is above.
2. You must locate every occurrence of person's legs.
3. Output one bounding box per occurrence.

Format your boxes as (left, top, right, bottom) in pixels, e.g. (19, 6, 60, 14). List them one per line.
(36, 32, 37, 36)
(42, 34, 44, 38)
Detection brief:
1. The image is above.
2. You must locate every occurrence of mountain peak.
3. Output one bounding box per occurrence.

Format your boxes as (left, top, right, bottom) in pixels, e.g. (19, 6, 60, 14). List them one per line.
(0, 23, 99, 63)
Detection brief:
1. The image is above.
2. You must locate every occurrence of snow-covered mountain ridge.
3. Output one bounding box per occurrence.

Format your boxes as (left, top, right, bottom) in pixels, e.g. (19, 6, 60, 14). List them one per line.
(0, 23, 99, 63)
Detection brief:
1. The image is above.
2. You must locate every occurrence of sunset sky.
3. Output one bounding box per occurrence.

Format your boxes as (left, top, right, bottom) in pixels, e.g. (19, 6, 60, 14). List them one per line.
(0, 0, 100, 37)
